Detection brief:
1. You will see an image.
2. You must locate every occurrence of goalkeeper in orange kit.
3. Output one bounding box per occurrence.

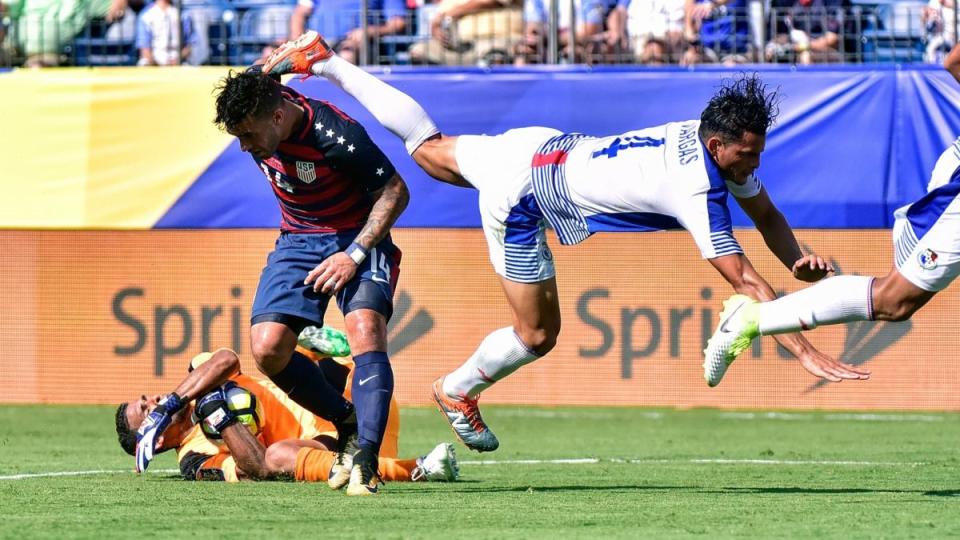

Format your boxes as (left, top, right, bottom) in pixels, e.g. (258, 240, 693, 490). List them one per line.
(115, 328, 458, 486)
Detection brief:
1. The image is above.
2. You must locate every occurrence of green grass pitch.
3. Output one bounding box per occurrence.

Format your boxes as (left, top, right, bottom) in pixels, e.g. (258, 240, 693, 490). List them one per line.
(1, 405, 958, 539)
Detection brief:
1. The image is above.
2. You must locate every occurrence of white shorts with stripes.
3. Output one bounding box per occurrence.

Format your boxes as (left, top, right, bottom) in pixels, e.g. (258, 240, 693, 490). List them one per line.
(454, 127, 562, 283)
(892, 147, 960, 292)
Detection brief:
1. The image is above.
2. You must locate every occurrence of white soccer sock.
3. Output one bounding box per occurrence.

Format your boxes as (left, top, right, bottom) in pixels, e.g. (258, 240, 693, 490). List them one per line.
(443, 327, 540, 398)
(311, 56, 439, 154)
(758, 275, 874, 335)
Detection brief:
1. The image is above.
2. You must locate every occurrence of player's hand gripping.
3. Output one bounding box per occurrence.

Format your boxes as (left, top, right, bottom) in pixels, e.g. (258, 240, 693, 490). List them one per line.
(305, 252, 358, 296)
(797, 349, 870, 383)
(195, 383, 238, 435)
(791, 254, 835, 282)
(134, 393, 184, 473)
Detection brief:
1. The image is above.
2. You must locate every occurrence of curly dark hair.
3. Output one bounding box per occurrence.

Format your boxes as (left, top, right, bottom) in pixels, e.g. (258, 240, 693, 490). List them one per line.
(115, 402, 137, 456)
(699, 73, 781, 143)
(213, 69, 283, 133)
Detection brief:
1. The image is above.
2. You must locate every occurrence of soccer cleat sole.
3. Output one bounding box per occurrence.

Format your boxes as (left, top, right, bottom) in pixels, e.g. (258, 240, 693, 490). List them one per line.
(262, 30, 332, 76)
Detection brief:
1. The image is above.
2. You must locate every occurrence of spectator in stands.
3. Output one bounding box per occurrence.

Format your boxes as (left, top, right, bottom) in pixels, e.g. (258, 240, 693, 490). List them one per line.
(766, 0, 845, 64)
(290, 0, 407, 64)
(514, 0, 618, 64)
(682, 0, 751, 64)
(615, 0, 686, 63)
(4, 0, 130, 66)
(923, 0, 955, 63)
(409, 0, 523, 65)
(0, 2, 9, 66)
(135, 0, 194, 66)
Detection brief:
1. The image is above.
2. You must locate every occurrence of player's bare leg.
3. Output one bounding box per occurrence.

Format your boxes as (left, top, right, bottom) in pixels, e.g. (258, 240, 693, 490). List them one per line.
(434, 278, 561, 452)
(410, 135, 473, 188)
(870, 268, 936, 321)
(250, 322, 299, 377)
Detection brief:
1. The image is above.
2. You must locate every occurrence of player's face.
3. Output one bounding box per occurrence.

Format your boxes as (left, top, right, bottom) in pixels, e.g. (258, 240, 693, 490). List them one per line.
(125, 394, 194, 450)
(711, 131, 765, 183)
(230, 111, 284, 160)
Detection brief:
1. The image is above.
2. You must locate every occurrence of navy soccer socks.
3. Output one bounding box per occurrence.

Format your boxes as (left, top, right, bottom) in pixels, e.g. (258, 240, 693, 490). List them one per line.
(351, 351, 394, 454)
(269, 351, 354, 423)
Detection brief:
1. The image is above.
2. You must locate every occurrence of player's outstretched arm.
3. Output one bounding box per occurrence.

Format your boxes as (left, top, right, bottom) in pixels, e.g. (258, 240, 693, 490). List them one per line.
(708, 254, 870, 382)
(306, 173, 410, 295)
(736, 186, 834, 282)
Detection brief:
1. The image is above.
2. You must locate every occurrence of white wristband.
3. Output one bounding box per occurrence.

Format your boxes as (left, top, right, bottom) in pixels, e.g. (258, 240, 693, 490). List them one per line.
(347, 242, 368, 264)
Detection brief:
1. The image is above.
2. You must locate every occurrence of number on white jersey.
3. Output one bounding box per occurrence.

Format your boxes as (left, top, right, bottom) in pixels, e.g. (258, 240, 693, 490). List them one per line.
(591, 136, 666, 159)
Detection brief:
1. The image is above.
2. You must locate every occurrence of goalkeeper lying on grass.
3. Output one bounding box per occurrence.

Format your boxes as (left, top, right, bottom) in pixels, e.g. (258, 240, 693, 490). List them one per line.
(114, 327, 458, 486)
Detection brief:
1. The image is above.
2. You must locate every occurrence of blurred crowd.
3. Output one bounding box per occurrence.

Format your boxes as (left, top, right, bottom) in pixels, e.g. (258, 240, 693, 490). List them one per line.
(0, 0, 954, 67)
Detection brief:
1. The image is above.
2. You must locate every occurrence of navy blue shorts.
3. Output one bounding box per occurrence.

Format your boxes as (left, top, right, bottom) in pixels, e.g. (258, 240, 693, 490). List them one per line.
(251, 231, 401, 330)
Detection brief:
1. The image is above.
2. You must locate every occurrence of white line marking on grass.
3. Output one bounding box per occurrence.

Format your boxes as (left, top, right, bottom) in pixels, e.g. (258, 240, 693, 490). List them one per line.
(0, 469, 178, 480)
(718, 412, 944, 422)
(460, 458, 925, 467)
(462, 458, 601, 465)
(618, 459, 927, 466)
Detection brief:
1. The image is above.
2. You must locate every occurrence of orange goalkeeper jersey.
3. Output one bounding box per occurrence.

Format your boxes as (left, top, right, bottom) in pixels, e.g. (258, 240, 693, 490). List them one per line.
(176, 349, 400, 481)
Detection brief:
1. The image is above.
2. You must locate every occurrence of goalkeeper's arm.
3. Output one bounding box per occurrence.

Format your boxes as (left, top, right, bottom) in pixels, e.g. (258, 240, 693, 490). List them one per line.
(193, 385, 271, 481)
(221, 423, 271, 480)
(172, 348, 241, 402)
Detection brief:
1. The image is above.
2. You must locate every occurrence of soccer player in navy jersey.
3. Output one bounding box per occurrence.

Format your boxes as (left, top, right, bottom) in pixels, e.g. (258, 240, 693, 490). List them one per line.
(206, 68, 408, 495)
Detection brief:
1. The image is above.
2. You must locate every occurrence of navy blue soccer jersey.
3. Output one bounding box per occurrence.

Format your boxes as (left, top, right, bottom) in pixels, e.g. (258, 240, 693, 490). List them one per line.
(255, 87, 396, 233)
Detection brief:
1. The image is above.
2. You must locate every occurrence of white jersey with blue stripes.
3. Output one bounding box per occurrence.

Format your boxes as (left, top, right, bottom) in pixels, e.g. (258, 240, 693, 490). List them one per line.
(549, 120, 761, 259)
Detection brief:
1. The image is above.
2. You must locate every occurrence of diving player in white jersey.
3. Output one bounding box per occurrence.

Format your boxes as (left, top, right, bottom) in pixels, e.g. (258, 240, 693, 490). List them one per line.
(260, 31, 870, 452)
(703, 44, 960, 386)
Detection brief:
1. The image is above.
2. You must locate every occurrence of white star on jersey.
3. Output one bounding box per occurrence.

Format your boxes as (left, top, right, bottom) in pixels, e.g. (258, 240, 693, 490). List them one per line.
(347, 144, 355, 153)
(337, 136, 346, 145)
(325, 129, 334, 138)
(314, 121, 323, 132)
(376, 168, 385, 176)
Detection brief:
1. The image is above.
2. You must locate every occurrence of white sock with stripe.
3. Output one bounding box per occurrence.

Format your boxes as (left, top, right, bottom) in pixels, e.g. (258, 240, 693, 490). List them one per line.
(311, 57, 439, 154)
(758, 275, 874, 335)
(443, 327, 540, 399)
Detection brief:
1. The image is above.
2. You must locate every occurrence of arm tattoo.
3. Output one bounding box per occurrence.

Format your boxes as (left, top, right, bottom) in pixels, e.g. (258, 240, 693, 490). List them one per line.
(355, 173, 410, 250)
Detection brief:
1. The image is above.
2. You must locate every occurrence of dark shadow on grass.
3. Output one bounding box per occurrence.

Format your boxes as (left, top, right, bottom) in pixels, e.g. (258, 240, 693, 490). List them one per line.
(395, 484, 960, 497)
(923, 490, 960, 497)
(393, 484, 701, 494)
(712, 486, 960, 497)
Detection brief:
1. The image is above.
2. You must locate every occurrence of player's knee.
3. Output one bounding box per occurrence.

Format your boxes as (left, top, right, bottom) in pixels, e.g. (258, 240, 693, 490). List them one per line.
(881, 300, 921, 322)
(264, 442, 297, 476)
(345, 311, 388, 352)
(516, 325, 559, 356)
(871, 280, 925, 322)
(250, 336, 287, 374)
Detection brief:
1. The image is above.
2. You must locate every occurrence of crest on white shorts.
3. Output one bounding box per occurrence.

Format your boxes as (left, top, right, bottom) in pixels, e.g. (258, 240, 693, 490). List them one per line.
(918, 248, 938, 270)
(296, 161, 317, 183)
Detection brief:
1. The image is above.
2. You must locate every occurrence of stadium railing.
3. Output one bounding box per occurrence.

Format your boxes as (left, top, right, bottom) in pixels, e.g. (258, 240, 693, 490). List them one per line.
(0, 0, 955, 67)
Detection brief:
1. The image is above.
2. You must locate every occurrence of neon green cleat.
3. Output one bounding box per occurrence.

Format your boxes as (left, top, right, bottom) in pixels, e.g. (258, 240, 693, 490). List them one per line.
(703, 294, 760, 387)
(298, 326, 351, 357)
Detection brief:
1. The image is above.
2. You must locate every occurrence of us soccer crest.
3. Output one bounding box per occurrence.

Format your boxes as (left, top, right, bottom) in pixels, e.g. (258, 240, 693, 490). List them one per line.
(296, 161, 317, 183)
(918, 248, 938, 270)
